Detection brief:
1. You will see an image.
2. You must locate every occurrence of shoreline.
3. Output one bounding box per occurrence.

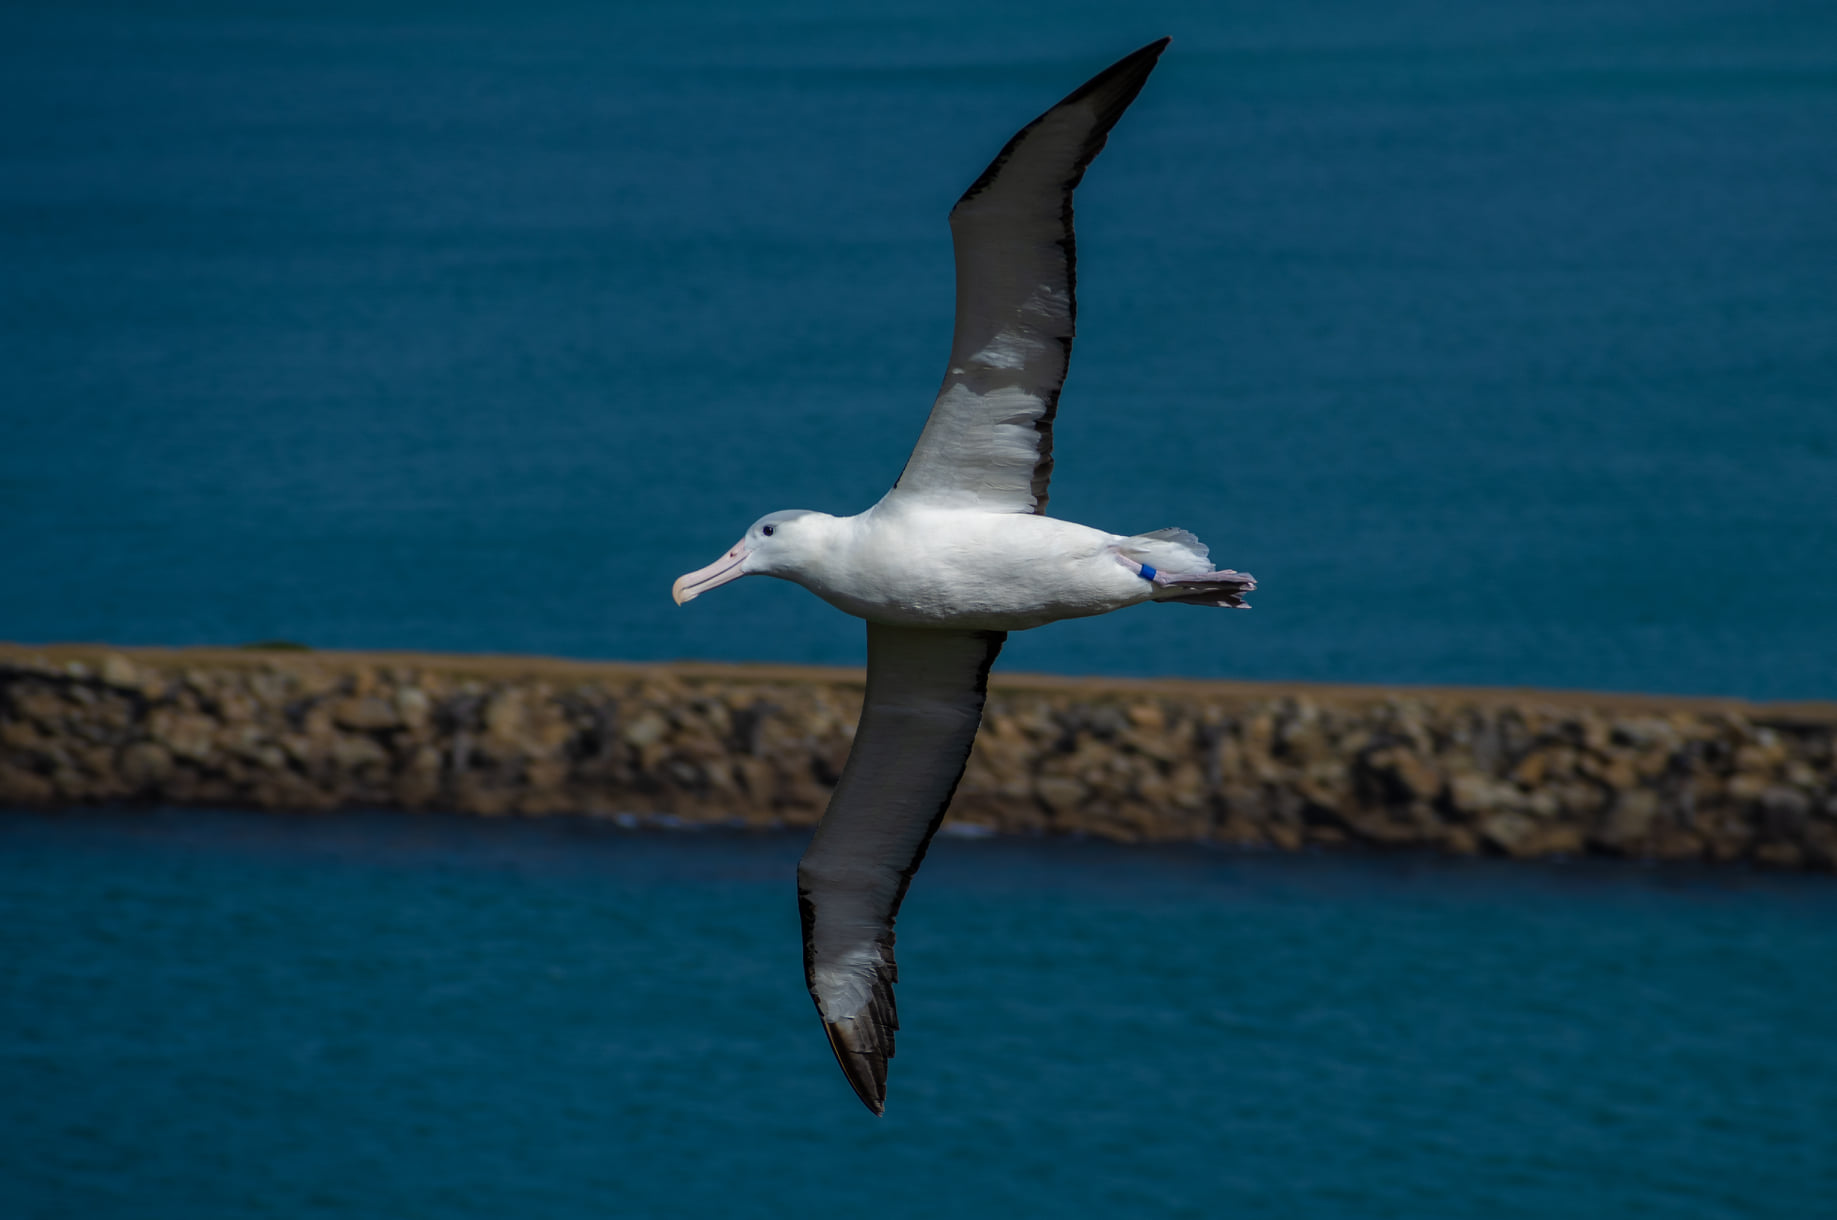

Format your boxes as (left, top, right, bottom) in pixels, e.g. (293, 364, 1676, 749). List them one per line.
(3, 643, 1833, 872)
(11, 641, 1837, 715)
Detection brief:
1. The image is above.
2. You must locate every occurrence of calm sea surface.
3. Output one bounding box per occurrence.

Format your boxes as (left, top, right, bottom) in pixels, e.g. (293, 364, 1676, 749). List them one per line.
(3, 5, 1836, 1216)
(2, 808, 1834, 1219)
(2, 0, 1834, 696)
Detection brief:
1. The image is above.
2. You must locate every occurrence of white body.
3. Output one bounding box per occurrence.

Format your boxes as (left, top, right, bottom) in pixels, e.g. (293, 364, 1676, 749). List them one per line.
(769, 503, 1151, 631)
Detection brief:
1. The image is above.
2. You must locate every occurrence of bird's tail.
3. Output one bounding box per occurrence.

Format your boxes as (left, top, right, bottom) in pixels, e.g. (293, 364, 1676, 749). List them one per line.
(1120, 528, 1255, 609)
(1151, 569, 1256, 608)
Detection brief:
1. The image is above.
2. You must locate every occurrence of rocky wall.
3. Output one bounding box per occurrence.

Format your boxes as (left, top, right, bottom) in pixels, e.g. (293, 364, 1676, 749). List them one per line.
(3, 645, 1835, 871)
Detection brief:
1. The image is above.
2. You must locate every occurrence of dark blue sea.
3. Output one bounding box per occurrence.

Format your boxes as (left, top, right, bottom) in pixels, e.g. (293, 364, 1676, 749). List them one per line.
(4, 4, 1837, 1216)
(2, 809, 1835, 1219)
(2, 0, 1835, 696)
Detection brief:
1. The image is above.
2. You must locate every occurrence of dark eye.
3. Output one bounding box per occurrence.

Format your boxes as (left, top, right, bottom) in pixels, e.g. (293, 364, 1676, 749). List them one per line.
(761, 525, 774, 537)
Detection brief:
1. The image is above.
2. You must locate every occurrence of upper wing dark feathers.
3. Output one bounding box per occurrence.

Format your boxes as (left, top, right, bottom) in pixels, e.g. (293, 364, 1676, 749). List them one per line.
(887, 39, 1170, 516)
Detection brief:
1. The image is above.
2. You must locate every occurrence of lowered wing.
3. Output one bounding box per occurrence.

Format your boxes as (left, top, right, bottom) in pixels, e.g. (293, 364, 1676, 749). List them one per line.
(887, 38, 1169, 516)
(796, 622, 1006, 1114)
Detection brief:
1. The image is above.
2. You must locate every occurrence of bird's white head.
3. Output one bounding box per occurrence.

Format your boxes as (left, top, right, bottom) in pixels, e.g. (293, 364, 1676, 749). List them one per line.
(671, 509, 828, 605)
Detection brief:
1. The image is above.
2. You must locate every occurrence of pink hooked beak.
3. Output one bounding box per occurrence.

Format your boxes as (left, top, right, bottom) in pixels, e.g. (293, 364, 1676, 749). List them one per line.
(672, 540, 751, 605)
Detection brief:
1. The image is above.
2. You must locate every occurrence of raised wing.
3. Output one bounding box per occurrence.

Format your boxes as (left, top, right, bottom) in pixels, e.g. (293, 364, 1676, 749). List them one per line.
(796, 622, 1006, 1115)
(888, 38, 1170, 516)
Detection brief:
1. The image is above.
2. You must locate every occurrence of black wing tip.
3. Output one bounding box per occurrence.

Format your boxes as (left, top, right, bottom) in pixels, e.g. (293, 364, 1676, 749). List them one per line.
(1056, 37, 1172, 129)
(823, 1018, 890, 1116)
(1062, 37, 1172, 110)
(952, 39, 1173, 214)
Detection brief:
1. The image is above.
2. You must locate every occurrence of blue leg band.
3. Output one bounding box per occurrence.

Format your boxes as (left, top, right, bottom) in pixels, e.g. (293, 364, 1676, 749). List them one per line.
(1139, 564, 1157, 582)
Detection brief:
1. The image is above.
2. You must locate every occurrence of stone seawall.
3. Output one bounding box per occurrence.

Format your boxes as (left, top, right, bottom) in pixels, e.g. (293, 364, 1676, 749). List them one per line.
(3, 644, 1835, 871)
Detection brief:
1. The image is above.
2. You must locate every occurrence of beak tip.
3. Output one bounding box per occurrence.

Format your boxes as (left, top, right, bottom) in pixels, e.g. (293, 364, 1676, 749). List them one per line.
(673, 542, 750, 607)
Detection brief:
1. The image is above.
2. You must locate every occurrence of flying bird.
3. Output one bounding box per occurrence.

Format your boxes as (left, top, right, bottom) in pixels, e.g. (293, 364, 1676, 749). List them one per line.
(672, 38, 1254, 1115)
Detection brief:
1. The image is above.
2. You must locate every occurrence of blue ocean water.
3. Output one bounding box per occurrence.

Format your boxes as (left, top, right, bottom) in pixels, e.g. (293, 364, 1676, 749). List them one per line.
(5, 8, 1837, 1214)
(1, 809, 1834, 1219)
(2, 1, 1835, 696)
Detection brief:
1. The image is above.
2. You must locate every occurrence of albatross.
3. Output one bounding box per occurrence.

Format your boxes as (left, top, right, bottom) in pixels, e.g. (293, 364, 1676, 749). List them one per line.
(671, 38, 1254, 1115)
